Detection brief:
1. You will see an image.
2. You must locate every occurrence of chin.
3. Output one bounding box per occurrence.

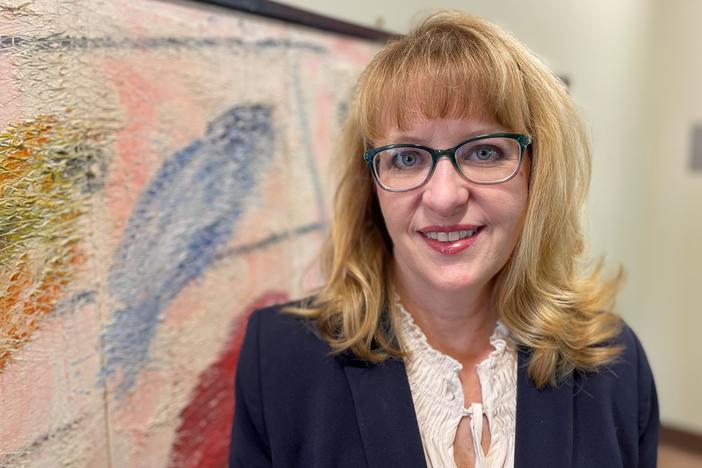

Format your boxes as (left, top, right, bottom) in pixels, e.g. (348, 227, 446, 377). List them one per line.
(427, 275, 484, 294)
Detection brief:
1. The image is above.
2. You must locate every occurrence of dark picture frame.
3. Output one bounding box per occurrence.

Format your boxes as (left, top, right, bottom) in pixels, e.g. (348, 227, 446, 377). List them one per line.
(195, 0, 394, 41)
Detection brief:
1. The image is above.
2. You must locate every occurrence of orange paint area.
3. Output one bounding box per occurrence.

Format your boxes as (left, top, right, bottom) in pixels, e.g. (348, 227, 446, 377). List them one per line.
(0, 115, 106, 371)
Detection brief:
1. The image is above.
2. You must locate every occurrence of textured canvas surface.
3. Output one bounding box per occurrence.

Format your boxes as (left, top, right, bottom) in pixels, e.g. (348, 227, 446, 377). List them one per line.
(0, 1, 378, 466)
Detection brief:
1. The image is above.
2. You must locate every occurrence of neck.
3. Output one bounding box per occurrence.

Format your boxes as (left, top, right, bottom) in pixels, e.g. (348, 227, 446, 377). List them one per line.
(395, 272, 498, 362)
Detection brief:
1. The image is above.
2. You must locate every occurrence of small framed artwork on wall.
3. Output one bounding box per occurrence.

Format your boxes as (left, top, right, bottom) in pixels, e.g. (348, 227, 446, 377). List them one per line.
(691, 124, 702, 172)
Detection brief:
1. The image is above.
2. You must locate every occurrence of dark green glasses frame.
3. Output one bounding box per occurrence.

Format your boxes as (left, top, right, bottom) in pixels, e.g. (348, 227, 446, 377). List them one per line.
(363, 132, 532, 192)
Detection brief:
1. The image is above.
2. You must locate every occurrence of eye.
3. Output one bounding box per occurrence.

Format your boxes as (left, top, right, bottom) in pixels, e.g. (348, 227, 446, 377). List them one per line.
(390, 149, 429, 169)
(467, 145, 503, 162)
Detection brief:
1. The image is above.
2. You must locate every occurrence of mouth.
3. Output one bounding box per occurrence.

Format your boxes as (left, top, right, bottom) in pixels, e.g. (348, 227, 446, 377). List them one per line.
(418, 225, 484, 255)
(421, 227, 480, 242)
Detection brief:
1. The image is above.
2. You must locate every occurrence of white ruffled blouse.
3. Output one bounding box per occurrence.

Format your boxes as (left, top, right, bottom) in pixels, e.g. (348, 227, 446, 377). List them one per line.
(397, 304, 518, 468)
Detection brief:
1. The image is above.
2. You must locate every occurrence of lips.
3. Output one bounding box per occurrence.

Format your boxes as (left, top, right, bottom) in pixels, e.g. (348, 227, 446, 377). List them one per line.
(418, 225, 483, 255)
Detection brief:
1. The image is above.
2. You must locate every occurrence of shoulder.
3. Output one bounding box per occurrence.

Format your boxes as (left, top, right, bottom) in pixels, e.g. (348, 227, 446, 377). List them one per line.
(233, 300, 374, 467)
(243, 298, 330, 359)
(614, 323, 651, 370)
(570, 322, 659, 466)
(237, 298, 361, 429)
(606, 323, 658, 431)
(574, 323, 655, 401)
(571, 322, 655, 407)
(241, 298, 343, 383)
(516, 323, 658, 467)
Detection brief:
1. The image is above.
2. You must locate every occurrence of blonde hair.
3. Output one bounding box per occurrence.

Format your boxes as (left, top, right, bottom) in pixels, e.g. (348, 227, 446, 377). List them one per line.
(289, 11, 622, 388)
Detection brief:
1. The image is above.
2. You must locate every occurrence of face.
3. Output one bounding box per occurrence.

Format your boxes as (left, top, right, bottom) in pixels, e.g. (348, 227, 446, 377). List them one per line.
(373, 116, 530, 299)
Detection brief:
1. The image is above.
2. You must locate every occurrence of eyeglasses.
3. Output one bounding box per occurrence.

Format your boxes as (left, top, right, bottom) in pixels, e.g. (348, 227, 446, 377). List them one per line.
(363, 133, 531, 192)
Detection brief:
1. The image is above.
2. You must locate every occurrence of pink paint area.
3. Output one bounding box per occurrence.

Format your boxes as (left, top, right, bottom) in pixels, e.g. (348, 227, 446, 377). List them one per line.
(168, 291, 289, 468)
(0, 335, 59, 452)
(0, 57, 25, 129)
(329, 37, 379, 65)
(0, 302, 106, 459)
(100, 57, 205, 239)
(313, 84, 333, 169)
(157, 280, 204, 330)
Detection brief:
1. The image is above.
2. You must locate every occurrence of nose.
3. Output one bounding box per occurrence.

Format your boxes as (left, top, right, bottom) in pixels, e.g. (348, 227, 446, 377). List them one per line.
(421, 157, 470, 217)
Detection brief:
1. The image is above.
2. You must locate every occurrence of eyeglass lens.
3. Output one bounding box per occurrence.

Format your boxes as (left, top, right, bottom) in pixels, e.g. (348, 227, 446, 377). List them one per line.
(372, 136, 522, 190)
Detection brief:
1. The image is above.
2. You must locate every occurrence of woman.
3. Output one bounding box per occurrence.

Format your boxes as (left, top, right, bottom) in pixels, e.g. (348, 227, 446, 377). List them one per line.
(230, 11, 658, 468)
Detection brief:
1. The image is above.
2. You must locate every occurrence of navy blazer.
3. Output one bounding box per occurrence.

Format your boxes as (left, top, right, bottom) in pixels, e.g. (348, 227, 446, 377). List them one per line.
(230, 303, 659, 468)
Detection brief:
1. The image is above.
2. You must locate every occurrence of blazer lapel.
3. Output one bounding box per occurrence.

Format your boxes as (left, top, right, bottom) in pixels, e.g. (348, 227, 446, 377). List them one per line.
(514, 347, 573, 468)
(341, 355, 427, 468)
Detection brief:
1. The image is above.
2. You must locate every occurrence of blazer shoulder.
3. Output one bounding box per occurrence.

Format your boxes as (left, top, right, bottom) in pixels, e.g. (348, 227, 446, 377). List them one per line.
(246, 297, 333, 363)
(249, 296, 316, 330)
(570, 322, 654, 389)
(572, 321, 659, 466)
(616, 322, 642, 354)
(613, 322, 658, 431)
(611, 322, 654, 382)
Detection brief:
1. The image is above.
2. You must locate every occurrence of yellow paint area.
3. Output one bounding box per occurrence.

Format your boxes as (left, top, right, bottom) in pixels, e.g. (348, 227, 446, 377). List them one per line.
(0, 115, 105, 371)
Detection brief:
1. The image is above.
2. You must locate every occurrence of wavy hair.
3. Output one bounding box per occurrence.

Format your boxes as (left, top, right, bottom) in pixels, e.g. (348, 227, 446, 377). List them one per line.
(288, 11, 622, 388)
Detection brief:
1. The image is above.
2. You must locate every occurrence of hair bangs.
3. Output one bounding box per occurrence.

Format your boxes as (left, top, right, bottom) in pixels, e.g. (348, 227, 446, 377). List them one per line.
(356, 26, 531, 146)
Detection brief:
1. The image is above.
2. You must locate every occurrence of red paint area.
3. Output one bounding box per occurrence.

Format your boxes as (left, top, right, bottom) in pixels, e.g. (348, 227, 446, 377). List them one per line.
(168, 291, 289, 468)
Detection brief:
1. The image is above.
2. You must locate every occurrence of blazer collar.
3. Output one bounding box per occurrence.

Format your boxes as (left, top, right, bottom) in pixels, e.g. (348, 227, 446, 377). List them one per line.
(514, 347, 574, 468)
(340, 354, 428, 468)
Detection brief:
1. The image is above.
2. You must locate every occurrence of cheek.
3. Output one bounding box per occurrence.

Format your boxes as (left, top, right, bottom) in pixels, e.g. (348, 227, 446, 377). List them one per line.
(374, 188, 393, 234)
(508, 187, 529, 239)
(376, 191, 398, 233)
(375, 189, 413, 238)
(491, 180, 529, 233)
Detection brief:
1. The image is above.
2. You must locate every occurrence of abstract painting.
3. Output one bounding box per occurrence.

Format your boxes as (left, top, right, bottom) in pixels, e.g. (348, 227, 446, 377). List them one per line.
(0, 0, 378, 466)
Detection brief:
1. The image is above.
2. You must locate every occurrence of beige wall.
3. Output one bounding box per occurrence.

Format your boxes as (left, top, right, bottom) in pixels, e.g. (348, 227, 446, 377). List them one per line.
(639, 0, 702, 434)
(280, 0, 702, 432)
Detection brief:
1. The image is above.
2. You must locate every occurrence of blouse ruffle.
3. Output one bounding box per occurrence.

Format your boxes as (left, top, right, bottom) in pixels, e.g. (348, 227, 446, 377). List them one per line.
(397, 303, 517, 468)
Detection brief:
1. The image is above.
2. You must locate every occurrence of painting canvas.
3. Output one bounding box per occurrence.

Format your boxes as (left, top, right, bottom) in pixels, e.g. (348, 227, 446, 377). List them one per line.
(0, 0, 379, 466)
